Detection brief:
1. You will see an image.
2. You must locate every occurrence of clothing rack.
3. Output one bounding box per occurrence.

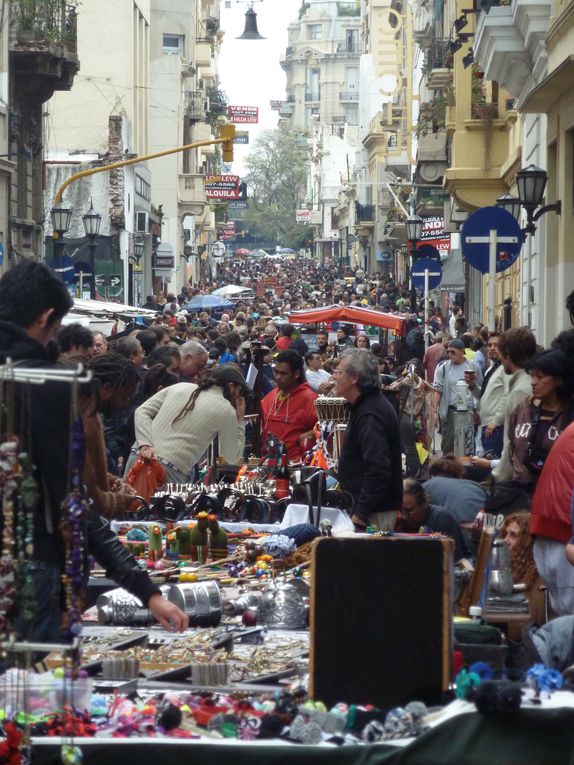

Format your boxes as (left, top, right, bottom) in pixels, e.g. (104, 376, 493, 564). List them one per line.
(0, 358, 93, 384)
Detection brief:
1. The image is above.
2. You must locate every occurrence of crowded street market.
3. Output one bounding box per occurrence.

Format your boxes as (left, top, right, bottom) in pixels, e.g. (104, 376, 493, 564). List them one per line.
(2, 250, 574, 764)
(2, 0, 574, 761)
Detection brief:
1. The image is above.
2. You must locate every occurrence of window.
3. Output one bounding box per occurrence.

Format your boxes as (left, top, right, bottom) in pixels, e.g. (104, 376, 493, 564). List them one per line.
(163, 34, 184, 55)
(135, 174, 151, 201)
(346, 29, 359, 53)
(346, 105, 358, 125)
(307, 24, 322, 40)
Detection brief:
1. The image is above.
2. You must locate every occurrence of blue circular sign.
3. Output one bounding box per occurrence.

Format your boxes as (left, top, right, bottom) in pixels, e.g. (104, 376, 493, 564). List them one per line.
(461, 206, 523, 274)
(415, 243, 441, 261)
(411, 257, 442, 290)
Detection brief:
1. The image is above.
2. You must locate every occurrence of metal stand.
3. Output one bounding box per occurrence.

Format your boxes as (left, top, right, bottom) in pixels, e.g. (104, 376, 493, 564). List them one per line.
(453, 410, 475, 457)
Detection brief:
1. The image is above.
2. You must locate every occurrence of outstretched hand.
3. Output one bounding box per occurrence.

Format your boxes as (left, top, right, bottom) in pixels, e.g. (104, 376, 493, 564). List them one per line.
(148, 593, 188, 632)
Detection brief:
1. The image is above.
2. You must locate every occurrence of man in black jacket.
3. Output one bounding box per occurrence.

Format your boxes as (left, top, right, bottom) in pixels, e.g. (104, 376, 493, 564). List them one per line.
(335, 348, 403, 531)
(0, 261, 187, 642)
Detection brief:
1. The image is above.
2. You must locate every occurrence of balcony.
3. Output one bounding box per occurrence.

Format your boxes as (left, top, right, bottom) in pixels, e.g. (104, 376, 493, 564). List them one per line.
(444, 83, 516, 211)
(473, 0, 551, 106)
(185, 91, 208, 122)
(279, 101, 294, 117)
(305, 91, 320, 102)
(194, 40, 212, 68)
(10, 0, 79, 98)
(178, 173, 207, 216)
(205, 86, 228, 125)
(339, 90, 358, 101)
(355, 202, 375, 223)
(425, 38, 452, 90)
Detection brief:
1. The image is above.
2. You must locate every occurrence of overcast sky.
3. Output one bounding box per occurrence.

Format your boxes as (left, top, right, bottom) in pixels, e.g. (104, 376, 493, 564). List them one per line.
(218, 0, 302, 172)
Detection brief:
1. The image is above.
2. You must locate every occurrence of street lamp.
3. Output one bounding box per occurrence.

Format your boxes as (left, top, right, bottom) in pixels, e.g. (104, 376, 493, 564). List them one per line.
(50, 205, 73, 270)
(516, 164, 561, 236)
(495, 193, 521, 222)
(405, 214, 423, 311)
(134, 239, 145, 264)
(82, 199, 102, 299)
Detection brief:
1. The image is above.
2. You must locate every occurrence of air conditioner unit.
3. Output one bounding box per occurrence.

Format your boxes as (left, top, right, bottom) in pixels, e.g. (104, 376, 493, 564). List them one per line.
(135, 211, 149, 233)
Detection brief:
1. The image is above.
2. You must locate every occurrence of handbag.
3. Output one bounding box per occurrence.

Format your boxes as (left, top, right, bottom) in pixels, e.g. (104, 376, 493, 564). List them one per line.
(124, 455, 166, 502)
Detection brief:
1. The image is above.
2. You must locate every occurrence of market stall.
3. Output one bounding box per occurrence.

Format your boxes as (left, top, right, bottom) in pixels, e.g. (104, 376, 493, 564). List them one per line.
(287, 304, 406, 334)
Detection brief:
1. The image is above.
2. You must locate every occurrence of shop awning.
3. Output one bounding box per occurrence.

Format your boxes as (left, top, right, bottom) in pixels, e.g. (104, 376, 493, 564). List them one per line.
(287, 304, 406, 333)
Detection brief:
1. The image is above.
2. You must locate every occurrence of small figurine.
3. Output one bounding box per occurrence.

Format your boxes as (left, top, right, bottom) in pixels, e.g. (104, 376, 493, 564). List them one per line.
(175, 526, 192, 557)
(208, 514, 228, 560)
(148, 524, 163, 562)
(190, 512, 209, 562)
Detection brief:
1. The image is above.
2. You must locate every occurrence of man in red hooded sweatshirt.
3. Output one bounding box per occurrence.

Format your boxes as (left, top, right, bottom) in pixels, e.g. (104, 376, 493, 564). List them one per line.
(261, 349, 317, 462)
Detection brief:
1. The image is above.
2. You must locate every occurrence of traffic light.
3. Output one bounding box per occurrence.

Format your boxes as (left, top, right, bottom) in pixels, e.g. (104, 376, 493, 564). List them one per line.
(219, 123, 236, 162)
(238, 181, 248, 201)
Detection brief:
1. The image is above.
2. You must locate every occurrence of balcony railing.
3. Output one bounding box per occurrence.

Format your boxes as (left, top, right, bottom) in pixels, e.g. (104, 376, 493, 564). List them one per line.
(340, 90, 358, 101)
(355, 202, 375, 222)
(425, 38, 451, 72)
(186, 91, 207, 122)
(11, 0, 78, 52)
(305, 91, 320, 102)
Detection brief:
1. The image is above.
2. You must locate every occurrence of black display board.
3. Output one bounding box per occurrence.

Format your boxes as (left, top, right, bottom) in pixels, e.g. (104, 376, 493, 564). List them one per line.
(310, 535, 453, 710)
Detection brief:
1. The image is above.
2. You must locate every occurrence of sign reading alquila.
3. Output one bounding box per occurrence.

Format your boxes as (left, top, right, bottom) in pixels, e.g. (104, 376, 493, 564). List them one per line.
(204, 174, 240, 200)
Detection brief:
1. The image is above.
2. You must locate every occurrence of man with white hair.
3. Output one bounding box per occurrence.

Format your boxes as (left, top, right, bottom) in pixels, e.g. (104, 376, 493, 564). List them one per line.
(179, 339, 208, 383)
(335, 348, 403, 532)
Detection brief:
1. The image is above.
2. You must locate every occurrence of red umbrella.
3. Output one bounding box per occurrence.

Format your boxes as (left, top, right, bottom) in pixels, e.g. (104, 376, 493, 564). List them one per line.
(287, 304, 406, 334)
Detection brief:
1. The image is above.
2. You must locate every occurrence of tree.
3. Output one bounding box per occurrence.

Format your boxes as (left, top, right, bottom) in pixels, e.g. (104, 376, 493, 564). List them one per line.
(243, 129, 310, 250)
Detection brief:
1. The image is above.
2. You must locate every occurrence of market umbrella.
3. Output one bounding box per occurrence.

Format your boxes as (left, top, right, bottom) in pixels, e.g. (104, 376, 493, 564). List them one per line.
(234, 248, 250, 255)
(279, 247, 296, 254)
(186, 295, 235, 312)
(212, 285, 252, 297)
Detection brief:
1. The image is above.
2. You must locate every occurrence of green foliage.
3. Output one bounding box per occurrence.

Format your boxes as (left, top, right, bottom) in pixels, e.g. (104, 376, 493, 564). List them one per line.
(243, 129, 310, 250)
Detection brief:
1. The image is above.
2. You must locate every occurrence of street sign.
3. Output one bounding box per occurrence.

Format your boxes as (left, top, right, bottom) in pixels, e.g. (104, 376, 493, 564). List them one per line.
(461, 206, 522, 274)
(110, 275, 121, 287)
(415, 243, 441, 261)
(233, 131, 249, 144)
(411, 258, 442, 290)
(228, 201, 248, 209)
(211, 241, 226, 257)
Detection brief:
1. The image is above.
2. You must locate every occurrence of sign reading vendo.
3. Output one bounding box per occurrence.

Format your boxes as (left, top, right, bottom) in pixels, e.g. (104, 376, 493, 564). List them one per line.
(204, 174, 240, 200)
(228, 105, 259, 124)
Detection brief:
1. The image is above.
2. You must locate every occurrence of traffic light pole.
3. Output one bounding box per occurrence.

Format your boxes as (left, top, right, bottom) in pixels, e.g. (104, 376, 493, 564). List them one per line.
(53, 125, 236, 205)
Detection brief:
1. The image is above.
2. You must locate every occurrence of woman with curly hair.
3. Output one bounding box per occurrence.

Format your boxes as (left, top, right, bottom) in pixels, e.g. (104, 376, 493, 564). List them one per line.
(501, 512, 548, 625)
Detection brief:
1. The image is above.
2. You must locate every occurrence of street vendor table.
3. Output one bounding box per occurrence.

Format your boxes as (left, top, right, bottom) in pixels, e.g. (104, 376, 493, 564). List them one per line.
(28, 704, 574, 764)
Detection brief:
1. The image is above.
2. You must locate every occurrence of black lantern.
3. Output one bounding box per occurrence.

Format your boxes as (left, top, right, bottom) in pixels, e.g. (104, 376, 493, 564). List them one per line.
(82, 199, 101, 299)
(50, 205, 73, 271)
(405, 213, 423, 244)
(515, 165, 561, 237)
(496, 193, 521, 222)
(51, 205, 73, 235)
(516, 165, 548, 212)
(134, 239, 145, 263)
(82, 199, 102, 238)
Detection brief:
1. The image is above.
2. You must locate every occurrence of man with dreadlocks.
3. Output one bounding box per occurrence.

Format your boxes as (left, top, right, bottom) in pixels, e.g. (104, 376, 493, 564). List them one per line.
(0, 262, 188, 641)
(132, 364, 248, 483)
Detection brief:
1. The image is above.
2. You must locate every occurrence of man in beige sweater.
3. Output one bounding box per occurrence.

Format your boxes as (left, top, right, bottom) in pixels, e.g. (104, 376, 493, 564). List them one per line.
(132, 365, 247, 484)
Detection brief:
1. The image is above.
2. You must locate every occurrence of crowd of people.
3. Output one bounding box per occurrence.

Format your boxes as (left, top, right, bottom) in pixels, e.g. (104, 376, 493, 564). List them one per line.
(3, 251, 574, 650)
